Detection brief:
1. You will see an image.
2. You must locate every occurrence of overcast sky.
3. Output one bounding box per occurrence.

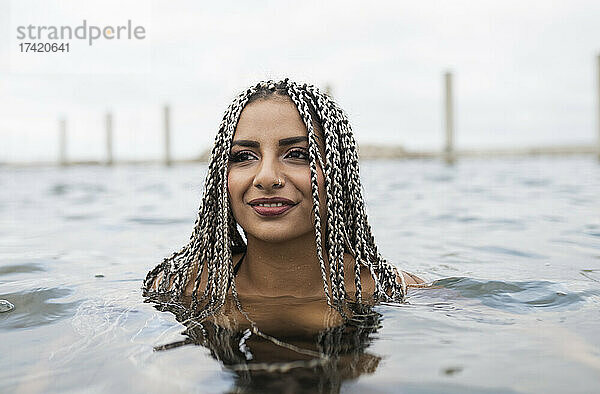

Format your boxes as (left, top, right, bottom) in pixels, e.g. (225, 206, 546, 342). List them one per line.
(1, 0, 599, 162)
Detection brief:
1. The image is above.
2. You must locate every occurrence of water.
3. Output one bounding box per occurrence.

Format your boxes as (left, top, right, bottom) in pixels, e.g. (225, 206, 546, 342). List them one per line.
(1, 157, 599, 393)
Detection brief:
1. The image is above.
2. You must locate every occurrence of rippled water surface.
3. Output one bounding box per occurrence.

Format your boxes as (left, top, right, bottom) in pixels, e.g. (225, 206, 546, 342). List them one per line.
(1, 157, 599, 393)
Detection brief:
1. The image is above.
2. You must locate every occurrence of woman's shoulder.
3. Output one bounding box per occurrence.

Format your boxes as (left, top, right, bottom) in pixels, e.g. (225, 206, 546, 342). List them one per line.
(342, 254, 426, 296)
(400, 270, 426, 286)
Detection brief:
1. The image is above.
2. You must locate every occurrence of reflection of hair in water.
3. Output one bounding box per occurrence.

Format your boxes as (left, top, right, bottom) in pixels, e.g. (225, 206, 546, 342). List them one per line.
(143, 79, 406, 320)
(153, 302, 382, 394)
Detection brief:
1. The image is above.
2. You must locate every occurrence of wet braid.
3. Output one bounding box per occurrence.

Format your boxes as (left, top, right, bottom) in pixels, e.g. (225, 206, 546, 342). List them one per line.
(285, 83, 333, 306)
(298, 87, 347, 306)
(142, 79, 406, 317)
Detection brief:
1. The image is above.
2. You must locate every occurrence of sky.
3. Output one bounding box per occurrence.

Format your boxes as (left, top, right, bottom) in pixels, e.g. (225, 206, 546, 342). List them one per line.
(1, 0, 599, 162)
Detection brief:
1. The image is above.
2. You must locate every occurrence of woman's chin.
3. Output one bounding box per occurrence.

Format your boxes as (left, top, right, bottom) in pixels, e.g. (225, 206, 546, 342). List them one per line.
(254, 233, 299, 244)
(246, 229, 312, 244)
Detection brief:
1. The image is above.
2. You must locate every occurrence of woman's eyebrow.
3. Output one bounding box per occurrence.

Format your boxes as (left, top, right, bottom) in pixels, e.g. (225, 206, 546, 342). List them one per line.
(231, 140, 259, 148)
(279, 136, 308, 146)
(231, 136, 310, 148)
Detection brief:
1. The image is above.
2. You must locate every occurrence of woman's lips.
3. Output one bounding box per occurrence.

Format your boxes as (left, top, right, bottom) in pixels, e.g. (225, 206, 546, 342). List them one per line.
(251, 204, 295, 217)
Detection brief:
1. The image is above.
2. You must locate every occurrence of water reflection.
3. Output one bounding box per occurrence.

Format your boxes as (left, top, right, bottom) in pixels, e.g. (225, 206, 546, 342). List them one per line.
(147, 295, 383, 393)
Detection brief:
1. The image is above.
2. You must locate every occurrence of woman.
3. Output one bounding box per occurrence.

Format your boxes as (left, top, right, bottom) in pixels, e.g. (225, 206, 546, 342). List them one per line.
(143, 79, 425, 321)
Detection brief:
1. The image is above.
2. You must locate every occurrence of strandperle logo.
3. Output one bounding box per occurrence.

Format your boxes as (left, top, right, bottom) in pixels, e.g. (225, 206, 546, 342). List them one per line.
(16, 20, 146, 46)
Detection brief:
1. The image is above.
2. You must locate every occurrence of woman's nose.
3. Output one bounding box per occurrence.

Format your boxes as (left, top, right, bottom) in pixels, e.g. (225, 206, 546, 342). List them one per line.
(252, 156, 285, 190)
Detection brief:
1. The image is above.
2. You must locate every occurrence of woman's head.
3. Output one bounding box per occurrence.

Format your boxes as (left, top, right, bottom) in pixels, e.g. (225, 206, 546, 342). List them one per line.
(227, 94, 327, 244)
(144, 79, 406, 318)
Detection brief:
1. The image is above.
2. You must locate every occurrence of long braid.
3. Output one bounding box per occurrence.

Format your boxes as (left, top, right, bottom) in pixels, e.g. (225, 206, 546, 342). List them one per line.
(143, 78, 406, 317)
(301, 88, 347, 306)
(320, 91, 350, 304)
(286, 82, 334, 307)
(342, 114, 384, 299)
(193, 86, 258, 318)
(311, 88, 362, 303)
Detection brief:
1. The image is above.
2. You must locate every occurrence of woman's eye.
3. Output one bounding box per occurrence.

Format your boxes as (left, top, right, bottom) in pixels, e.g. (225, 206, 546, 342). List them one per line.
(229, 151, 256, 163)
(286, 149, 309, 160)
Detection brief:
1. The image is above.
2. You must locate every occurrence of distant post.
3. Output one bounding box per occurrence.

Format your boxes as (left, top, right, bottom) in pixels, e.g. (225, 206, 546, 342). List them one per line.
(444, 71, 455, 164)
(105, 112, 113, 165)
(59, 117, 67, 166)
(597, 54, 600, 162)
(164, 105, 172, 166)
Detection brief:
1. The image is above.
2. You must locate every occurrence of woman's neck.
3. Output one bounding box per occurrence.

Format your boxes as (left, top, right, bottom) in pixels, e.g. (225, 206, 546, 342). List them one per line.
(236, 231, 329, 298)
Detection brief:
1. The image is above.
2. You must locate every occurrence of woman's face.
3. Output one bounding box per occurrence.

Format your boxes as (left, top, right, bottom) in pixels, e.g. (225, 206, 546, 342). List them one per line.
(227, 96, 326, 244)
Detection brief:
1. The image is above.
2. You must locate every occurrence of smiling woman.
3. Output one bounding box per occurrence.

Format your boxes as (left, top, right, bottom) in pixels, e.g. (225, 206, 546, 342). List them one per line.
(227, 97, 325, 246)
(143, 79, 425, 321)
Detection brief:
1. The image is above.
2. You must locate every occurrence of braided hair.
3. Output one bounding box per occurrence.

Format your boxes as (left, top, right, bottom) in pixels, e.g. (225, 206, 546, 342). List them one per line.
(143, 79, 406, 318)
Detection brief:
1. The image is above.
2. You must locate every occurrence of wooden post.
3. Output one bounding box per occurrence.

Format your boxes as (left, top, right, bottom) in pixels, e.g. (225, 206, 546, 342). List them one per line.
(164, 105, 172, 166)
(59, 117, 67, 166)
(597, 54, 600, 162)
(444, 71, 455, 164)
(105, 112, 113, 165)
